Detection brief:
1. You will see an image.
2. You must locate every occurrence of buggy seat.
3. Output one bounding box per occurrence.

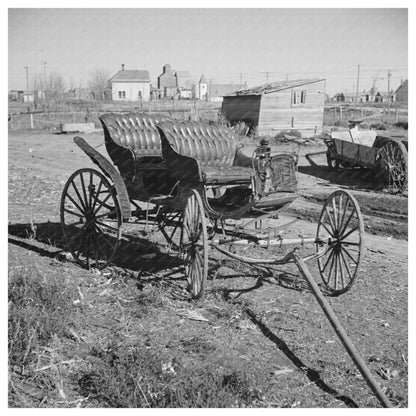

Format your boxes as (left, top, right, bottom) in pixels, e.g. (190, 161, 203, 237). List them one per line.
(100, 112, 171, 159)
(157, 121, 254, 185)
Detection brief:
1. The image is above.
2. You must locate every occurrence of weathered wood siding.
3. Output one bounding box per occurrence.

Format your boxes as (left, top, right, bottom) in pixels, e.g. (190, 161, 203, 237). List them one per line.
(258, 80, 326, 137)
(221, 95, 261, 126)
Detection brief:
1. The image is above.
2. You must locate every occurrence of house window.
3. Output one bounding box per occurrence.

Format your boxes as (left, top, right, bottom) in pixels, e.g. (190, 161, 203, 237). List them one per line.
(292, 89, 306, 105)
(118, 91, 126, 99)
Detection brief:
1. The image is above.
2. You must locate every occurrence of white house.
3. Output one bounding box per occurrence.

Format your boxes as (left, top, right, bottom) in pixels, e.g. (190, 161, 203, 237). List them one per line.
(109, 64, 151, 101)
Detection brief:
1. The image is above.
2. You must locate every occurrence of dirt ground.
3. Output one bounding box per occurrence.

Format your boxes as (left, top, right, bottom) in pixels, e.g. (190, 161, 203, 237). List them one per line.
(8, 130, 408, 408)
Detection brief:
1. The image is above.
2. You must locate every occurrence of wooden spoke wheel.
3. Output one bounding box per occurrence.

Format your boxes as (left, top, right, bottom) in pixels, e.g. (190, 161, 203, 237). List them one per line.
(60, 168, 122, 269)
(181, 190, 209, 299)
(316, 190, 364, 296)
(377, 140, 408, 192)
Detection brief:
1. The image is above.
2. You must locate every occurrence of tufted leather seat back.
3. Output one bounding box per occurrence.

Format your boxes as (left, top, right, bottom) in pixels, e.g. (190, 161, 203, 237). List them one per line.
(100, 112, 171, 158)
(157, 120, 240, 168)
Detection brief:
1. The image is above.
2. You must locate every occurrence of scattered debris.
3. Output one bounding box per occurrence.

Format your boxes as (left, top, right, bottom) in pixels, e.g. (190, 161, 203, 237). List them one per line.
(178, 309, 209, 322)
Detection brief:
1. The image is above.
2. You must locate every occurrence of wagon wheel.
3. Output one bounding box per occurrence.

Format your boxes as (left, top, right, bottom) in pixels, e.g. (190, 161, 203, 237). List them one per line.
(181, 190, 209, 299)
(60, 168, 122, 269)
(376, 140, 408, 192)
(315, 190, 364, 296)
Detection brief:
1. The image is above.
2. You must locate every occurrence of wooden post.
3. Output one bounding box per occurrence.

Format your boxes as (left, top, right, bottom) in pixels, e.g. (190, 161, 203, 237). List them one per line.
(30, 113, 34, 129)
(395, 107, 399, 123)
(339, 106, 343, 121)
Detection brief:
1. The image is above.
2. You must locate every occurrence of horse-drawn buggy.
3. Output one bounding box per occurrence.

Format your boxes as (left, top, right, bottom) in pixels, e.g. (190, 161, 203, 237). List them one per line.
(60, 112, 364, 299)
(60, 112, 396, 407)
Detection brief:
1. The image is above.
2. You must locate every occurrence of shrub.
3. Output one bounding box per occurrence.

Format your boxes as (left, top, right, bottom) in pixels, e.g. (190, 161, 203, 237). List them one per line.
(370, 122, 387, 130)
(394, 121, 408, 130)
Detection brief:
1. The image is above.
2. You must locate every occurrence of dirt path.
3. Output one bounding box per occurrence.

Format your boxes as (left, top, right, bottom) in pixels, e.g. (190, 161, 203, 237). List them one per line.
(8, 131, 408, 408)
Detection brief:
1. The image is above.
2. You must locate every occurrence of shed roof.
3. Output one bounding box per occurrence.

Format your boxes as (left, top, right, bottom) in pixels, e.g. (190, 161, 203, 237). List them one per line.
(110, 69, 150, 83)
(226, 78, 325, 96)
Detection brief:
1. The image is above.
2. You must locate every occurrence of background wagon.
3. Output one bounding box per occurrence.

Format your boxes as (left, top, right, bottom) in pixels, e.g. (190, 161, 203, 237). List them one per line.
(324, 124, 408, 193)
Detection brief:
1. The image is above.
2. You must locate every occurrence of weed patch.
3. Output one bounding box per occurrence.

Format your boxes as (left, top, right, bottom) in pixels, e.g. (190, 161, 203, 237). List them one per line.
(8, 267, 78, 369)
(74, 341, 263, 407)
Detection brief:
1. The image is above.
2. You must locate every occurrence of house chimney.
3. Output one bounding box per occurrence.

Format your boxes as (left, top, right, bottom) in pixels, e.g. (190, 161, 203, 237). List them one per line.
(121, 64, 125, 71)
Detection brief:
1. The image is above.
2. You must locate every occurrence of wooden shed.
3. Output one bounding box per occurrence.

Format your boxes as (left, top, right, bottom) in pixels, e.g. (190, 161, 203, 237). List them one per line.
(221, 78, 326, 137)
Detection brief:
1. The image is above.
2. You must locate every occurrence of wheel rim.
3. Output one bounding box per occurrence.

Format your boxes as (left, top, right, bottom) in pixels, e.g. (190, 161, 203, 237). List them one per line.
(181, 190, 208, 299)
(316, 190, 364, 295)
(377, 141, 408, 192)
(60, 168, 122, 269)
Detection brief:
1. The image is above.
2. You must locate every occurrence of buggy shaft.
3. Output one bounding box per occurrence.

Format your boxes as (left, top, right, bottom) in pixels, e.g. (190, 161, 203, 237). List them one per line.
(293, 254, 393, 408)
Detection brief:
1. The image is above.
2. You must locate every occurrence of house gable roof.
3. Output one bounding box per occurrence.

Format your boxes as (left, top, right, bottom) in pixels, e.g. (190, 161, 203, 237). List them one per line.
(110, 70, 150, 83)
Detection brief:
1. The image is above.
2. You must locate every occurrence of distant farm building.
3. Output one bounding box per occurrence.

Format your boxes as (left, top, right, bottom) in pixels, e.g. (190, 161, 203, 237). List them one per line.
(334, 92, 345, 102)
(157, 64, 194, 99)
(196, 74, 208, 100)
(222, 78, 326, 137)
(395, 79, 408, 103)
(109, 64, 151, 101)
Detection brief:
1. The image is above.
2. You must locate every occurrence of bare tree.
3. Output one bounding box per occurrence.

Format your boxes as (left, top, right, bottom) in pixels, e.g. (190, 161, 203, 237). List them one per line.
(88, 68, 111, 101)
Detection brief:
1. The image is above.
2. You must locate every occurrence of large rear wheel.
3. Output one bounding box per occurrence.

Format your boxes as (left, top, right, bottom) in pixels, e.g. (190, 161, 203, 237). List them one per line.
(181, 190, 209, 299)
(60, 168, 122, 269)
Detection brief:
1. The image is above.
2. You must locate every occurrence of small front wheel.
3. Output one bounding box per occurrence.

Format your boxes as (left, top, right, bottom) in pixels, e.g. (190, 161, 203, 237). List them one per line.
(316, 190, 364, 295)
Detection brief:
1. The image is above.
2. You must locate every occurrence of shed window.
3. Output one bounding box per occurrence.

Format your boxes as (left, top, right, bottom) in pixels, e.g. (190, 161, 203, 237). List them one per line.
(292, 89, 306, 105)
(118, 91, 126, 99)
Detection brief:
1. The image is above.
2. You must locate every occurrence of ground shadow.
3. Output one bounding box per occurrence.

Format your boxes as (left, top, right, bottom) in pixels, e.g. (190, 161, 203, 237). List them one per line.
(298, 165, 377, 190)
(210, 259, 314, 297)
(244, 307, 359, 408)
(8, 221, 182, 275)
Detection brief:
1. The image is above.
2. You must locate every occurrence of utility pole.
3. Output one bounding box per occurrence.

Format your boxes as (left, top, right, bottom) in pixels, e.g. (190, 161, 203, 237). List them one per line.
(24, 66, 29, 111)
(387, 69, 392, 114)
(261, 71, 269, 85)
(208, 78, 212, 103)
(41, 60, 47, 108)
(355, 64, 360, 105)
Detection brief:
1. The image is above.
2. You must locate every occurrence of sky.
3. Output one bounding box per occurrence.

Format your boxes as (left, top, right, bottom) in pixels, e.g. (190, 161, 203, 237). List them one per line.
(8, 7, 408, 95)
